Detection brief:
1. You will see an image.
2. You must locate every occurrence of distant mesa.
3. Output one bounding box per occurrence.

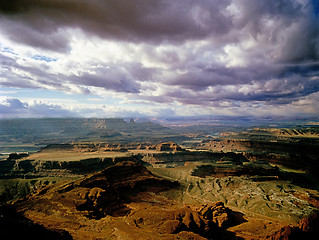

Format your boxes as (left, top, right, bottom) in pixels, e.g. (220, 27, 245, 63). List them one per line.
(0, 118, 170, 148)
(40, 144, 74, 151)
(40, 141, 184, 153)
(148, 142, 184, 151)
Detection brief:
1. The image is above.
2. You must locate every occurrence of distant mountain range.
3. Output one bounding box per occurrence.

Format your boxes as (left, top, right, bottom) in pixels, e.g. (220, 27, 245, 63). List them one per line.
(1, 117, 319, 154)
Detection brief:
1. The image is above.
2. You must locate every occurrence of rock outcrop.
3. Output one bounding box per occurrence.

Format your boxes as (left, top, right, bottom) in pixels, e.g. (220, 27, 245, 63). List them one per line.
(267, 226, 304, 240)
(0, 154, 145, 178)
(197, 137, 319, 174)
(71, 161, 180, 219)
(154, 142, 183, 151)
(18, 161, 179, 217)
(13, 162, 241, 239)
(266, 212, 319, 240)
(130, 201, 237, 239)
(191, 161, 280, 178)
(298, 211, 319, 236)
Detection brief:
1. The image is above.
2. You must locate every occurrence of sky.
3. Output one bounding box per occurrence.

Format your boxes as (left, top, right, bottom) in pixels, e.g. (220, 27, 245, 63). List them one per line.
(0, 0, 319, 119)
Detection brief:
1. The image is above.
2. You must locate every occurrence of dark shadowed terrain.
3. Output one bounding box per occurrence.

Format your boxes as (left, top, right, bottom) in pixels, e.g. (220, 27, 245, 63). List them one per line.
(1, 118, 319, 239)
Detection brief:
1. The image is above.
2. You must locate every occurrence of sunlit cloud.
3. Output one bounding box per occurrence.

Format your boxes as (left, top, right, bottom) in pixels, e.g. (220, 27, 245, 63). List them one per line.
(0, 0, 318, 118)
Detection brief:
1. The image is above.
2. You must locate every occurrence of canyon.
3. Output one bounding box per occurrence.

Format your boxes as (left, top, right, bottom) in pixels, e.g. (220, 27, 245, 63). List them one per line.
(0, 118, 319, 239)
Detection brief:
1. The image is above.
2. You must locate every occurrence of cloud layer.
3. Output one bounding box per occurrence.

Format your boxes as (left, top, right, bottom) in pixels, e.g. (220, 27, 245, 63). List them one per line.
(0, 97, 75, 118)
(0, 0, 319, 118)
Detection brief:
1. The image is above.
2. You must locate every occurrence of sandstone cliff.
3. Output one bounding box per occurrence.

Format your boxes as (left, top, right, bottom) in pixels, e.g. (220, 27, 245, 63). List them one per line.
(13, 162, 241, 240)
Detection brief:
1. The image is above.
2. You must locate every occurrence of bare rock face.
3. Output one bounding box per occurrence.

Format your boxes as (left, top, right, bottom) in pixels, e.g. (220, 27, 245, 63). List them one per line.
(73, 163, 180, 219)
(21, 161, 179, 219)
(199, 202, 230, 228)
(130, 201, 237, 239)
(13, 162, 241, 239)
(298, 211, 319, 233)
(266, 212, 319, 240)
(156, 142, 183, 151)
(266, 226, 304, 240)
(147, 142, 183, 151)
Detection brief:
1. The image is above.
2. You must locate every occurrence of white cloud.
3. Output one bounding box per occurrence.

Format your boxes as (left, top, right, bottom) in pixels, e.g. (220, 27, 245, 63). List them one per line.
(0, 97, 76, 118)
(0, 0, 318, 118)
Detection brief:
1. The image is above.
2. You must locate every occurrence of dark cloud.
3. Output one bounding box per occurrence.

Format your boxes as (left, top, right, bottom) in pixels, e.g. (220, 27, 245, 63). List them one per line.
(0, 0, 319, 116)
(69, 65, 142, 93)
(231, 0, 319, 63)
(1, 0, 318, 62)
(163, 61, 319, 92)
(0, 0, 317, 59)
(0, 0, 232, 49)
(277, 19, 319, 63)
(155, 72, 319, 107)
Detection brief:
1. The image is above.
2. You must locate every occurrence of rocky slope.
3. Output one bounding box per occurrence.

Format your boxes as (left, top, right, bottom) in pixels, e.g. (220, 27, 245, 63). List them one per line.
(0, 142, 247, 178)
(12, 162, 243, 240)
(198, 137, 319, 174)
(150, 161, 319, 239)
(2, 161, 318, 239)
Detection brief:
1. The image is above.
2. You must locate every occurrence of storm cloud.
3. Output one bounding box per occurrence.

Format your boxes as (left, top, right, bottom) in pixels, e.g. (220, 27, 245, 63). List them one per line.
(0, 0, 319, 117)
(0, 0, 233, 46)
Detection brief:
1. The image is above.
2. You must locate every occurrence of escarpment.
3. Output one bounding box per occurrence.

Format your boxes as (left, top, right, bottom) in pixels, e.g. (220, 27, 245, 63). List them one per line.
(13, 162, 243, 240)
